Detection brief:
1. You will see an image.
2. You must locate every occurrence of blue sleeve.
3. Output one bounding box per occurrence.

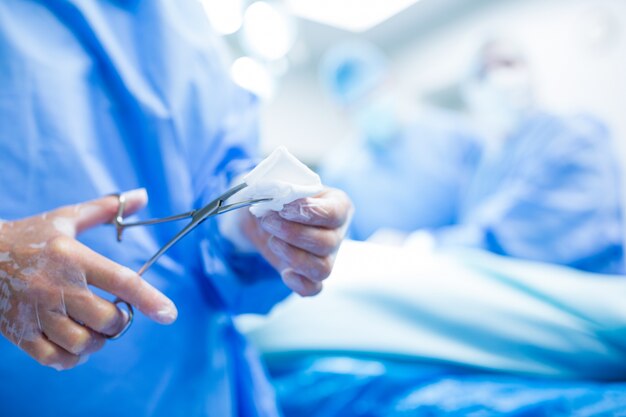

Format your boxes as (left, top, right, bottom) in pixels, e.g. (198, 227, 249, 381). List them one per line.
(438, 114, 624, 274)
(188, 58, 290, 315)
(0, 0, 288, 314)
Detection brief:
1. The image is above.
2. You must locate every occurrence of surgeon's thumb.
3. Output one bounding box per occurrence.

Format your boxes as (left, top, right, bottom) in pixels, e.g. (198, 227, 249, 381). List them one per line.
(52, 188, 149, 236)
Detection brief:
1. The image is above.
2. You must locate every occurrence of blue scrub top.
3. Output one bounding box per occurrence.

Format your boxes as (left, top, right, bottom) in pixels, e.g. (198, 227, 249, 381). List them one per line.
(319, 111, 480, 240)
(321, 108, 624, 274)
(439, 112, 625, 274)
(0, 1, 289, 416)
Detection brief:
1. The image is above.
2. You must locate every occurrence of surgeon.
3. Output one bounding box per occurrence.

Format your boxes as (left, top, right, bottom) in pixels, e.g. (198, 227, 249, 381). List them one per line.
(0, 1, 351, 416)
(438, 38, 625, 274)
(318, 40, 479, 241)
(320, 37, 624, 274)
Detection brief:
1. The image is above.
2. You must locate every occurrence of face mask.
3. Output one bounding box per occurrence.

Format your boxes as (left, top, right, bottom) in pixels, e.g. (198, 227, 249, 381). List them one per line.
(464, 68, 534, 146)
(352, 94, 401, 152)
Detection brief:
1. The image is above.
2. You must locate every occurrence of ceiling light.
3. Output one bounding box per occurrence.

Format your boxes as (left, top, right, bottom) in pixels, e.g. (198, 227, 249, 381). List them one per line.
(200, 0, 244, 35)
(230, 56, 276, 99)
(285, 0, 420, 32)
(241, 1, 297, 61)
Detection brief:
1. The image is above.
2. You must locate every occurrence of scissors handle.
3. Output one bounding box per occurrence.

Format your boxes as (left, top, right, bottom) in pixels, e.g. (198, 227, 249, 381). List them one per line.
(112, 183, 272, 276)
(136, 197, 271, 275)
(114, 210, 195, 242)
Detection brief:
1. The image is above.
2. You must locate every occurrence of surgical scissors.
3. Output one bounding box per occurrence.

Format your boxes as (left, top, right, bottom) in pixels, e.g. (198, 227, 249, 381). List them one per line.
(107, 182, 270, 339)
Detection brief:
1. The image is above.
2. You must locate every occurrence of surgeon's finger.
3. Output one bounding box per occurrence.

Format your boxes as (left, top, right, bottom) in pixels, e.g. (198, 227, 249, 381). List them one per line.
(39, 310, 105, 356)
(74, 188, 148, 234)
(49, 237, 177, 325)
(268, 236, 334, 282)
(50, 188, 148, 235)
(260, 212, 342, 257)
(281, 269, 323, 297)
(63, 290, 129, 337)
(19, 334, 81, 371)
(278, 189, 352, 228)
(85, 257, 177, 325)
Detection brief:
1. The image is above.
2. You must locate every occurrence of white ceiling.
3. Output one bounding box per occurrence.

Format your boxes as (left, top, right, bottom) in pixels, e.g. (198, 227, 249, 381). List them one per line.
(290, 0, 500, 62)
(285, 0, 421, 32)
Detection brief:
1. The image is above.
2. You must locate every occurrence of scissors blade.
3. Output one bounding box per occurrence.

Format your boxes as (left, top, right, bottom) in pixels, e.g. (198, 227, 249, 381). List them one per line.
(188, 182, 248, 224)
(137, 183, 271, 275)
(214, 197, 273, 215)
(137, 219, 199, 275)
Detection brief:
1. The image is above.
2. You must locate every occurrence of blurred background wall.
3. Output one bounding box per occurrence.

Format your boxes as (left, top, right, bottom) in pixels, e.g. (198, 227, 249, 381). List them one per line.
(229, 0, 625, 166)
(201, 0, 626, 236)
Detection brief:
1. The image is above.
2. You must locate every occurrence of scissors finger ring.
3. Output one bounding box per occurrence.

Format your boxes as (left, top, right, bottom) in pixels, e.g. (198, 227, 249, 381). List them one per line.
(106, 298, 134, 340)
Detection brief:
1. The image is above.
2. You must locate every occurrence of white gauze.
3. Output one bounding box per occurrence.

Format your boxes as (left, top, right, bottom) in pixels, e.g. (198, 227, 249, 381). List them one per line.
(239, 146, 323, 217)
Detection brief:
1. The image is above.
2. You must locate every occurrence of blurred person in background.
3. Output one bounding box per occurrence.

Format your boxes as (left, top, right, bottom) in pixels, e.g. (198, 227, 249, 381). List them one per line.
(318, 40, 479, 242)
(320, 38, 624, 274)
(440, 38, 624, 274)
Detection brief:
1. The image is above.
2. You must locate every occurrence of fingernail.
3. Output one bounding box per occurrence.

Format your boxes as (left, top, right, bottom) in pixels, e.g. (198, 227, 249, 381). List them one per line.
(152, 302, 178, 324)
(123, 188, 148, 203)
(50, 363, 64, 371)
(268, 236, 287, 259)
(280, 204, 308, 221)
(260, 214, 282, 235)
(281, 269, 304, 293)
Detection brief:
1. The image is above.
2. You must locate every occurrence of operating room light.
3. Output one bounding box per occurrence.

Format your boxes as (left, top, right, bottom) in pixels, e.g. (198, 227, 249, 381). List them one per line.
(285, 0, 421, 32)
(230, 56, 276, 99)
(241, 1, 296, 61)
(200, 0, 244, 35)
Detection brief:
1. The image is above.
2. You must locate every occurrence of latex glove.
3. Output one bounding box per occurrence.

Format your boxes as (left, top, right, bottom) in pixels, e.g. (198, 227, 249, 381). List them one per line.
(242, 188, 353, 296)
(0, 189, 177, 370)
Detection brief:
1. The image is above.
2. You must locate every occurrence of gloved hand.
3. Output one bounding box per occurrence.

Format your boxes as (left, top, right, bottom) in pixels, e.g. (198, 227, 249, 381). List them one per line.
(242, 188, 353, 296)
(0, 189, 177, 370)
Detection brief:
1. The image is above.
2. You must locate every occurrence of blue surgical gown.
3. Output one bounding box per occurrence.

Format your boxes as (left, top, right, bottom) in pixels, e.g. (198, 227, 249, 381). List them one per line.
(321, 109, 624, 274)
(438, 112, 625, 274)
(0, 1, 289, 416)
(319, 110, 479, 240)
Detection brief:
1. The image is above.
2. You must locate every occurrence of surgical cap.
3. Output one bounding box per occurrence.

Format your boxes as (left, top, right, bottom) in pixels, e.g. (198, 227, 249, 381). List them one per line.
(319, 40, 389, 106)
